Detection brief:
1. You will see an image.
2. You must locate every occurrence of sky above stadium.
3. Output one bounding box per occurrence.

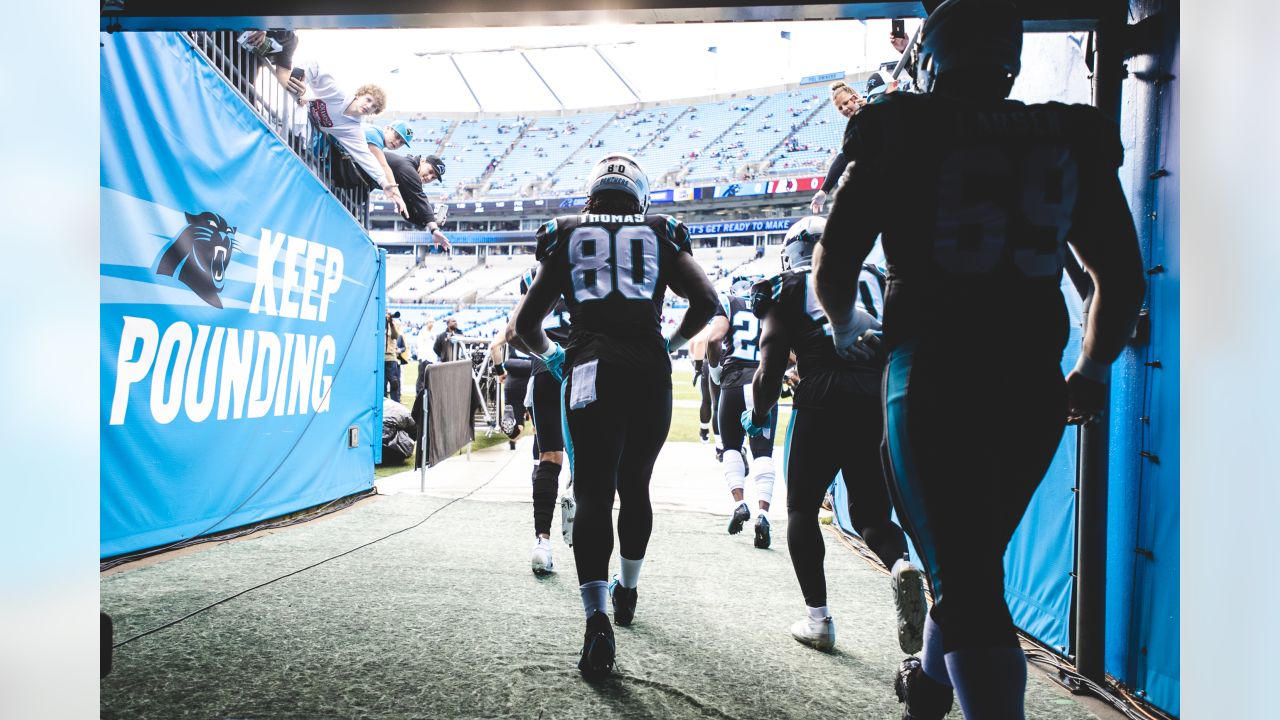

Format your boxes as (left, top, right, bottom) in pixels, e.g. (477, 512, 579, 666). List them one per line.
(294, 19, 919, 113)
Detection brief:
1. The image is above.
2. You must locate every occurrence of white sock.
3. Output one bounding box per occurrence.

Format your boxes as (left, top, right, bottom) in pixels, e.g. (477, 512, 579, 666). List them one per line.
(580, 580, 608, 618)
(619, 556, 644, 588)
(807, 605, 831, 620)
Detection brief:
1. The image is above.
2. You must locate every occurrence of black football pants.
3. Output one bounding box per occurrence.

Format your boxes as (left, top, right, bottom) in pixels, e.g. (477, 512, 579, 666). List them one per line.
(565, 361, 672, 584)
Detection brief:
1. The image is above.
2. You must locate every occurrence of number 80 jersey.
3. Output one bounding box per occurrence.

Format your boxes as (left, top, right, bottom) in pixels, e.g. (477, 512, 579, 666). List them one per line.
(535, 212, 693, 374)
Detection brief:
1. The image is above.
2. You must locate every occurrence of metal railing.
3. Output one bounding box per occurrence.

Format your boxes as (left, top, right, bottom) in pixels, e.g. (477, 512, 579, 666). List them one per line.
(183, 31, 370, 228)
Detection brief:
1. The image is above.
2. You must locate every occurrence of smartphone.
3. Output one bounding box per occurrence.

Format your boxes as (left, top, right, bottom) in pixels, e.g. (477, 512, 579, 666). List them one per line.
(892, 19, 907, 38)
(290, 67, 305, 81)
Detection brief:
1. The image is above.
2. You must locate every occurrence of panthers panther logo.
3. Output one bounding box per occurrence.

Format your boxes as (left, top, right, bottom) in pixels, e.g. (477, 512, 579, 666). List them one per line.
(156, 211, 236, 308)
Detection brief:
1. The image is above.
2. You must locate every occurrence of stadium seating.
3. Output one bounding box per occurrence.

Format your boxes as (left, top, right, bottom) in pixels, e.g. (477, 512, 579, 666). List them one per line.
(487, 112, 613, 197)
(384, 84, 854, 205)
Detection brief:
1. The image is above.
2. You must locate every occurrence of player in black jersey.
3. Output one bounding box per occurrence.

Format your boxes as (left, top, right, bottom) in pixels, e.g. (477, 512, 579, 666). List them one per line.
(744, 216, 926, 656)
(705, 276, 778, 548)
(491, 266, 574, 575)
(813, 2, 1145, 718)
(513, 152, 718, 680)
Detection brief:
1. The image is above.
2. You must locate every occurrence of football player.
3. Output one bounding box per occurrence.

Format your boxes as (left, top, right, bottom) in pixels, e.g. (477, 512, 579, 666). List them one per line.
(492, 267, 573, 575)
(744, 216, 926, 656)
(705, 275, 777, 548)
(513, 152, 718, 680)
(813, 1, 1146, 717)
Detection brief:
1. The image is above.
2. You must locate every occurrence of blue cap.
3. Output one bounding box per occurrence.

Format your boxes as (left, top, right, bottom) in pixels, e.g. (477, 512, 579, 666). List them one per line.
(389, 120, 414, 147)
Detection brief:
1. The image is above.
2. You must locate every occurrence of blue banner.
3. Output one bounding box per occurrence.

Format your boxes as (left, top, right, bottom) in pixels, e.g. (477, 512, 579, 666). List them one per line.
(713, 181, 773, 199)
(685, 217, 801, 236)
(101, 32, 382, 557)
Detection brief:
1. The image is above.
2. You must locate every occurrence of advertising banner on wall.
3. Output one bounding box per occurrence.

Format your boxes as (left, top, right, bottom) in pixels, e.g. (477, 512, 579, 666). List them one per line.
(101, 32, 383, 557)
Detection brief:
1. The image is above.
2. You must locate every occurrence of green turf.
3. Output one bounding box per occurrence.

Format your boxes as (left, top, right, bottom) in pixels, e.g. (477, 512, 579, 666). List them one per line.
(382, 365, 763, 454)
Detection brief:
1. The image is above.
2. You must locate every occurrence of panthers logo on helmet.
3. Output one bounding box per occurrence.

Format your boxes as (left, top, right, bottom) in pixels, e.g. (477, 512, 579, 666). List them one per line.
(155, 211, 236, 308)
(782, 216, 825, 271)
(587, 152, 650, 213)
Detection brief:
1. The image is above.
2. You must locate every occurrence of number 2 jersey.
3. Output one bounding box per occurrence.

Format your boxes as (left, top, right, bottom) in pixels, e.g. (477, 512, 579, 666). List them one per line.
(751, 265, 886, 407)
(535, 212, 693, 375)
(841, 92, 1122, 357)
(519, 267, 571, 377)
(714, 293, 762, 389)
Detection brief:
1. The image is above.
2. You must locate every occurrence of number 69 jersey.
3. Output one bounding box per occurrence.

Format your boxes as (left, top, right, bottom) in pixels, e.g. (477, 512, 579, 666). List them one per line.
(535, 212, 692, 374)
(841, 92, 1123, 355)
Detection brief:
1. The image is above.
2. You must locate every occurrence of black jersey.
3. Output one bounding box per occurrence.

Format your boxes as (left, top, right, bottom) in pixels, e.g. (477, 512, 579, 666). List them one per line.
(838, 92, 1122, 356)
(714, 293, 761, 388)
(535, 212, 692, 374)
(752, 265, 885, 406)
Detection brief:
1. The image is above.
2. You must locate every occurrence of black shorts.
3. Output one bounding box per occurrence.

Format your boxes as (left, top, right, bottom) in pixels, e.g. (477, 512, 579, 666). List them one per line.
(530, 371, 564, 454)
(503, 373, 529, 427)
(265, 30, 298, 69)
(718, 383, 778, 459)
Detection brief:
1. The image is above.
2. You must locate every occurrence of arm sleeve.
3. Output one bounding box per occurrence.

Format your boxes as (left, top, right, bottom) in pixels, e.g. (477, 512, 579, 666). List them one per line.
(534, 219, 560, 261)
(821, 151, 847, 193)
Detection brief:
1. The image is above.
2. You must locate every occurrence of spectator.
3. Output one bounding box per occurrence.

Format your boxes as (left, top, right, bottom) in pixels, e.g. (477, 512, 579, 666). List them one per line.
(433, 318, 460, 362)
(237, 30, 299, 95)
(385, 311, 403, 401)
(384, 152, 451, 249)
(416, 318, 438, 363)
(289, 61, 407, 215)
(808, 81, 866, 214)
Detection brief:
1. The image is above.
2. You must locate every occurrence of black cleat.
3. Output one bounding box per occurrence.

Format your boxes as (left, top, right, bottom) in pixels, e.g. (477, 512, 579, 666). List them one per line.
(609, 576, 638, 627)
(715, 446, 725, 462)
(895, 656, 954, 719)
(577, 610, 616, 680)
(699, 428, 710, 444)
(728, 502, 751, 535)
(754, 515, 772, 549)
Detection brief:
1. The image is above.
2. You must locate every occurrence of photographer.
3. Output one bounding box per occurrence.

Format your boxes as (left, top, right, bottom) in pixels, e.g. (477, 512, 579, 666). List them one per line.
(385, 311, 404, 402)
(433, 318, 460, 363)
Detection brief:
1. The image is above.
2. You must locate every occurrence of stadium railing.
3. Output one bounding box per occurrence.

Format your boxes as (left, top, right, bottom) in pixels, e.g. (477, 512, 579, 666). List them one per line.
(184, 31, 371, 227)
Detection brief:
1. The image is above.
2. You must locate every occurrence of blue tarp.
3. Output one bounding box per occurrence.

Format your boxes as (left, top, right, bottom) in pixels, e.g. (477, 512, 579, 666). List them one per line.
(101, 32, 383, 557)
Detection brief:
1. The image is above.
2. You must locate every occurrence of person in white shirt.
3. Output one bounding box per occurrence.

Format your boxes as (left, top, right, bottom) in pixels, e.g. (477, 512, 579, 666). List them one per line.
(289, 61, 407, 215)
(415, 319, 438, 363)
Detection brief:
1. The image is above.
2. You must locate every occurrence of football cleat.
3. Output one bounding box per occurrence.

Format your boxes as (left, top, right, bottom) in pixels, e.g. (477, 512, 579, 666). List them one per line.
(892, 560, 927, 655)
(608, 576, 638, 627)
(895, 656, 954, 719)
(728, 502, 751, 535)
(699, 428, 710, 444)
(531, 537, 554, 576)
(560, 493, 576, 547)
(715, 446, 725, 462)
(790, 615, 836, 651)
(577, 610, 616, 680)
(754, 515, 772, 549)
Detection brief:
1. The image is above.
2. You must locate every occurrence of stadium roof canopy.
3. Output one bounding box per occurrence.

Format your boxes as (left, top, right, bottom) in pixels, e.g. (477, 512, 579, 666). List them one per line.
(102, 1, 1118, 113)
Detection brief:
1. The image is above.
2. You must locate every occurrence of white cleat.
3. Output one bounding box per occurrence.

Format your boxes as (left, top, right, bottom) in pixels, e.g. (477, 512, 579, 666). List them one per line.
(791, 615, 836, 651)
(531, 537, 554, 576)
(892, 560, 927, 655)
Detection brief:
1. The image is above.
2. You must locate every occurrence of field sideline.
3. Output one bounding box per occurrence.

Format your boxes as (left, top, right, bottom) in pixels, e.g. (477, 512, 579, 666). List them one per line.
(377, 360, 792, 477)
